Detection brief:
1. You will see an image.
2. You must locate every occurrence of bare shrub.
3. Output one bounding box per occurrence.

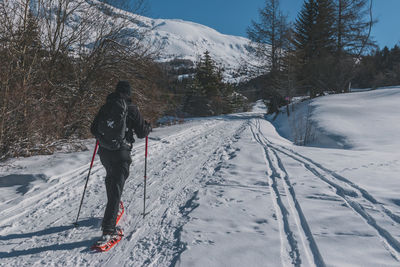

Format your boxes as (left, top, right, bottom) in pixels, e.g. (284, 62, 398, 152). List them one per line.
(0, 0, 167, 160)
(289, 101, 316, 145)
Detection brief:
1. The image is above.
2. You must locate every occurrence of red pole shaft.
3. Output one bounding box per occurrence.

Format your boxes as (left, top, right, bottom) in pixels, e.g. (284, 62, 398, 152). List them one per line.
(74, 140, 99, 226)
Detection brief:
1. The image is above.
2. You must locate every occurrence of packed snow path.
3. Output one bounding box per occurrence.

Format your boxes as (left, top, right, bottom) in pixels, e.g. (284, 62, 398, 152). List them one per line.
(1, 104, 400, 266)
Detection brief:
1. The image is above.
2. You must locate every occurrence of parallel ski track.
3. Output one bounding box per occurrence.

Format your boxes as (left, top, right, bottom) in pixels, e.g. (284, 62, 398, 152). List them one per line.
(250, 119, 325, 267)
(254, 118, 400, 262)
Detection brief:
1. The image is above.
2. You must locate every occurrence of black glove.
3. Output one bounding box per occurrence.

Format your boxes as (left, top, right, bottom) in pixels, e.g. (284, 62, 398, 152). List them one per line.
(126, 129, 135, 144)
(145, 121, 152, 135)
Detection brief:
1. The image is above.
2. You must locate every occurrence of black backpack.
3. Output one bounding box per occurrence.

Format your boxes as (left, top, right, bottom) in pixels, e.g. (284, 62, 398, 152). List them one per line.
(96, 96, 128, 150)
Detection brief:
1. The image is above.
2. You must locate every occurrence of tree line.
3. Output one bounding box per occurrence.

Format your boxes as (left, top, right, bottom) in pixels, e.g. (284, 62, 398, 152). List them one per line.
(245, 0, 376, 102)
(166, 51, 250, 118)
(353, 45, 400, 88)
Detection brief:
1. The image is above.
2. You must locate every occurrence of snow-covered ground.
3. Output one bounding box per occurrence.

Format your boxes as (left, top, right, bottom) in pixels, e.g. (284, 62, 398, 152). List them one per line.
(1, 89, 400, 266)
(273, 87, 400, 150)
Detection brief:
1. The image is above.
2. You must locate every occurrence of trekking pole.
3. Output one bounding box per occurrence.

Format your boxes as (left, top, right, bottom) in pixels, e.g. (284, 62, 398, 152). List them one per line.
(73, 140, 99, 227)
(142, 135, 149, 218)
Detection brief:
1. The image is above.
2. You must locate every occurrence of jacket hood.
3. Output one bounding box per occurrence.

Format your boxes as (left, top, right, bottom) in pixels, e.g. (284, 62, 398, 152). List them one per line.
(106, 92, 121, 102)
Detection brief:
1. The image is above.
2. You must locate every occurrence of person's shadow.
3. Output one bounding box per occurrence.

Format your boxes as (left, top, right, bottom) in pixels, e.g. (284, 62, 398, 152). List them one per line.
(0, 217, 102, 258)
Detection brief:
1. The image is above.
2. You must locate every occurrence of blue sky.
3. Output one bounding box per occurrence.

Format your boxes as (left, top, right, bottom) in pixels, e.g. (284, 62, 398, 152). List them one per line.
(146, 0, 400, 49)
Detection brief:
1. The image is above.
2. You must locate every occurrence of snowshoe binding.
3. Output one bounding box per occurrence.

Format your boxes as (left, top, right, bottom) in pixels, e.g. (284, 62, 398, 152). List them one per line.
(91, 227, 123, 252)
(90, 201, 125, 252)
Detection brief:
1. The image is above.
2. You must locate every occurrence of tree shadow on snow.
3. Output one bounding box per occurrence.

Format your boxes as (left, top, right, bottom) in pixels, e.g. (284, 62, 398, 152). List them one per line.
(218, 113, 265, 121)
(0, 174, 47, 194)
(0, 239, 96, 258)
(0, 217, 102, 258)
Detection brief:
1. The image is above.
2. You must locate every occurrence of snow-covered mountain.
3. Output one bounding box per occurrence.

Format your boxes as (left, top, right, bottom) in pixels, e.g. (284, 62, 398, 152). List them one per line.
(84, 0, 257, 81)
(142, 17, 253, 69)
(118, 12, 256, 82)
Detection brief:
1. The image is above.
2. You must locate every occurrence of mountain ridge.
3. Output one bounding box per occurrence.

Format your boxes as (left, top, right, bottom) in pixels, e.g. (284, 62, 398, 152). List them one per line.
(134, 14, 256, 81)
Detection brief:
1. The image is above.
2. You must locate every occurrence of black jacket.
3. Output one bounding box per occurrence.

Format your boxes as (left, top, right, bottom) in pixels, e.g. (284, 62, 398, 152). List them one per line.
(126, 99, 149, 139)
(91, 92, 150, 150)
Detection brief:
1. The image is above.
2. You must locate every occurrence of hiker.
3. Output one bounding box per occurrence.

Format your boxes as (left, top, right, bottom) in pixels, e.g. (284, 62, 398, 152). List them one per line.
(90, 80, 151, 238)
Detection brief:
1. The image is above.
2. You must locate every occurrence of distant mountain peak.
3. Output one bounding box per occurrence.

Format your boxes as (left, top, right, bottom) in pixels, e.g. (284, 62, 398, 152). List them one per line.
(138, 16, 256, 82)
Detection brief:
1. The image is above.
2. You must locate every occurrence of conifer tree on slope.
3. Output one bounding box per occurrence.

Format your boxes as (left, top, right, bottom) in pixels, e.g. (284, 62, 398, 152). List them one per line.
(293, 0, 318, 96)
(293, 0, 336, 97)
(185, 51, 226, 116)
(196, 50, 223, 98)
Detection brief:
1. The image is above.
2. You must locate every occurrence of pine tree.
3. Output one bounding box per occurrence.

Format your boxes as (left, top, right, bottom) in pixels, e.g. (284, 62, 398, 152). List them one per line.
(315, 0, 336, 55)
(195, 50, 223, 97)
(293, 0, 336, 97)
(293, 0, 318, 61)
(293, 0, 318, 96)
(183, 51, 247, 116)
(184, 51, 226, 116)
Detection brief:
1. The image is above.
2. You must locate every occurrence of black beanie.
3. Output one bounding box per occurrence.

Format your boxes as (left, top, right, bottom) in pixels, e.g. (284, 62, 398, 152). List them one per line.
(116, 80, 132, 97)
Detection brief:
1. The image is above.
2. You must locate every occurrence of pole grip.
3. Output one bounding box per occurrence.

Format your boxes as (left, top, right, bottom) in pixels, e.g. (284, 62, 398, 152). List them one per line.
(90, 140, 99, 169)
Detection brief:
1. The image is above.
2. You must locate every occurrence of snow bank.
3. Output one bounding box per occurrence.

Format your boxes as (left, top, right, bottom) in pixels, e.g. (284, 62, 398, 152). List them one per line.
(270, 87, 400, 151)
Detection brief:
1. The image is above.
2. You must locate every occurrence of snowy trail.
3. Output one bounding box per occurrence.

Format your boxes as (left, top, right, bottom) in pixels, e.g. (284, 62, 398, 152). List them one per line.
(0, 117, 255, 266)
(0, 120, 218, 229)
(256, 127, 400, 260)
(250, 117, 400, 266)
(1, 105, 400, 266)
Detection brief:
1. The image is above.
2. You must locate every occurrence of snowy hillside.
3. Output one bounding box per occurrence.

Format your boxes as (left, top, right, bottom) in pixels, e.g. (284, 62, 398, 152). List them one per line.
(1, 90, 400, 266)
(126, 13, 256, 82)
(34, 0, 255, 81)
(272, 87, 400, 150)
(144, 18, 254, 78)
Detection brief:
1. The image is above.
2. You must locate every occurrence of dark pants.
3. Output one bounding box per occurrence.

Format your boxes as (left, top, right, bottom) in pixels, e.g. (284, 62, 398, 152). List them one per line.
(99, 147, 132, 233)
